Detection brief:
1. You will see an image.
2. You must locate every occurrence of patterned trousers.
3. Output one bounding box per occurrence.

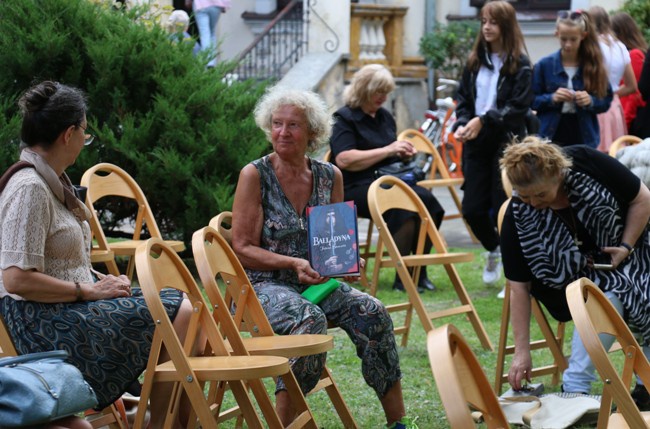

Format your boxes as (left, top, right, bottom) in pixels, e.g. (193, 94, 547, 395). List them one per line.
(253, 281, 402, 398)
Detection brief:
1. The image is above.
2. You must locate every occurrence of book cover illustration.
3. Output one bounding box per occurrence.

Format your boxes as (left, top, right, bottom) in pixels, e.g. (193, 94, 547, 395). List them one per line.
(306, 201, 360, 277)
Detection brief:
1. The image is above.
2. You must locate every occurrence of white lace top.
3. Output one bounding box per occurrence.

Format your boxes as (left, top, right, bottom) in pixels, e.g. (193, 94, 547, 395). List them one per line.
(0, 168, 93, 300)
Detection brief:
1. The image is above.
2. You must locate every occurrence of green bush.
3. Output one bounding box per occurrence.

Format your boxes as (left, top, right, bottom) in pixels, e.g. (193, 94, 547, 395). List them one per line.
(622, 0, 650, 43)
(419, 20, 479, 84)
(0, 0, 269, 245)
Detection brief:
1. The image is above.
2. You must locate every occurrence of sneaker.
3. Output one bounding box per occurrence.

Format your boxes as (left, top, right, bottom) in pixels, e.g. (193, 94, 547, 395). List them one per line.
(482, 249, 502, 285)
(632, 383, 650, 411)
(497, 287, 506, 299)
(387, 416, 419, 429)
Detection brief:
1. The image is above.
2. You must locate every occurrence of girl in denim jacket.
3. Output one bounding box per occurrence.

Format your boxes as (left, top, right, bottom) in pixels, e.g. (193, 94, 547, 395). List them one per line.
(532, 10, 612, 148)
(452, 0, 533, 290)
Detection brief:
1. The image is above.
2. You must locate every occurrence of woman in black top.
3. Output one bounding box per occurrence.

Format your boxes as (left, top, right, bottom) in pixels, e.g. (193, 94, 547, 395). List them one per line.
(500, 137, 650, 406)
(452, 0, 534, 287)
(329, 64, 444, 292)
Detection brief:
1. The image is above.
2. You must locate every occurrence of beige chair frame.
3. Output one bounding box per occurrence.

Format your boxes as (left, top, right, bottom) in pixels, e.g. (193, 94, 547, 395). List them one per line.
(609, 135, 642, 157)
(493, 198, 567, 394)
(81, 163, 185, 279)
(365, 129, 477, 294)
(429, 324, 509, 429)
(193, 224, 358, 428)
(566, 278, 650, 428)
(134, 238, 318, 429)
(367, 175, 492, 349)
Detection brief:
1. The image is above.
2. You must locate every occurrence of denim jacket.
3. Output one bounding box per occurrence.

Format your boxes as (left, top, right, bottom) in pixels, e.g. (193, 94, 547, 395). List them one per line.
(532, 50, 612, 148)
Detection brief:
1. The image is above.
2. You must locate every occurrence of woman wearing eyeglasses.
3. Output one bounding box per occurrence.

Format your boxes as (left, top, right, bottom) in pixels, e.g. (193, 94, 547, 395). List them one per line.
(0, 81, 193, 428)
(532, 10, 612, 148)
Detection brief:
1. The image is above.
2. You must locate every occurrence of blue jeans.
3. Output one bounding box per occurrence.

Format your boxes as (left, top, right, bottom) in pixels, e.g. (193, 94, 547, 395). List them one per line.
(563, 291, 650, 393)
(193, 5, 222, 67)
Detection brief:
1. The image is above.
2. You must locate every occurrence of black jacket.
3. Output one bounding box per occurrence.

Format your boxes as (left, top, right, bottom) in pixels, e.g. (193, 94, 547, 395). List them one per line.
(453, 44, 534, 140)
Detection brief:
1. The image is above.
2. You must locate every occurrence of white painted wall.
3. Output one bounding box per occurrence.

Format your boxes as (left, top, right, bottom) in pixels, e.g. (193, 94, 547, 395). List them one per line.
(308, 0, 350, 55)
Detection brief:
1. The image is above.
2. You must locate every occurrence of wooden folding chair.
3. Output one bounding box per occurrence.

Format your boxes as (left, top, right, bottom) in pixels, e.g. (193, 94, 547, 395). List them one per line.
(0, 313, 127, 428)
(428, 324, 509, 429)
(366, 128, 477, 295)
(193, 225, 358, 428)
(81, 163, 185, 279)
(609, 135, 642, 157)
(566, 278, 650, 428)
(367, 175, 492, 349)
(493, 198, 567, 394)
(398, 129, 476, 236)
(134, 238, 318, 429)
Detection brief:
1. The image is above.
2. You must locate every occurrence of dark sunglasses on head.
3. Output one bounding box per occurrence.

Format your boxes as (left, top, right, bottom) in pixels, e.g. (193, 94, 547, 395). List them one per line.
(557, 10, 583, 20)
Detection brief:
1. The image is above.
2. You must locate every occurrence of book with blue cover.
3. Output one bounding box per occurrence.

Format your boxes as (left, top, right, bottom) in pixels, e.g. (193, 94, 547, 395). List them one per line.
(306, 201, 360, 277)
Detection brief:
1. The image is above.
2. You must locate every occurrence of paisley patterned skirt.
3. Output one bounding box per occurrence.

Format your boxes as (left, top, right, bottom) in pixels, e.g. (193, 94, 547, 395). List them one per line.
(0, 288, 183, 409)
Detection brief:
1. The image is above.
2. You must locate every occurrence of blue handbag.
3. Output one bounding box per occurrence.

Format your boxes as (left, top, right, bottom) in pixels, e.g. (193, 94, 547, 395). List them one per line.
(0, 350, 98, 427)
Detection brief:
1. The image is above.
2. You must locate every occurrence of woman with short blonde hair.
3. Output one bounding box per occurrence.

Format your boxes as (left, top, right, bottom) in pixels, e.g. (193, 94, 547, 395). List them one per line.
(500, 136, 650, 407)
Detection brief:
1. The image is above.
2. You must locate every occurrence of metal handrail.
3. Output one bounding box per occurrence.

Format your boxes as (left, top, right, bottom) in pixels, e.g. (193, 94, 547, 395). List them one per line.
(234, 0, 308, 81)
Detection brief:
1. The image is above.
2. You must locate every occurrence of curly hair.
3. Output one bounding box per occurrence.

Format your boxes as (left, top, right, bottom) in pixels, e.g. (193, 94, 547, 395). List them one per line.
(343, 64, 395, 109)
(254, 85, 333, 151)
(500, 136, 572, 189)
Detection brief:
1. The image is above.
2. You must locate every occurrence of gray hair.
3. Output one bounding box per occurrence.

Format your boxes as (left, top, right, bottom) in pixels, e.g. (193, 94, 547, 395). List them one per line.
(254, 85, 333, 150)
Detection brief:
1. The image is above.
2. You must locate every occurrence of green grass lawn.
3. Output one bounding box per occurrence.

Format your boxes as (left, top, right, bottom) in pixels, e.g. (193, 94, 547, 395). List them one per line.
(300, 247, 607, 429)
(124, 245, 611, 428)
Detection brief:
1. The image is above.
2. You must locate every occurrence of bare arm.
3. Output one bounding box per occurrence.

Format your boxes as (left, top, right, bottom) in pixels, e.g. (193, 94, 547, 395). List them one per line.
(603, 181, 650, 266)
(3, 267, 130, 302)
(331, 166, 344, 204)
(231, 164, 322, 285)
(617, 63, 638, 97)
(507, 279, 533, 390)
(334, 140, 416, 172)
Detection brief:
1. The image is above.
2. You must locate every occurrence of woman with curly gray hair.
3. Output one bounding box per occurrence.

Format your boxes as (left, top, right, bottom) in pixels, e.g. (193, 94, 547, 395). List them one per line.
(232, 85, 414, 429)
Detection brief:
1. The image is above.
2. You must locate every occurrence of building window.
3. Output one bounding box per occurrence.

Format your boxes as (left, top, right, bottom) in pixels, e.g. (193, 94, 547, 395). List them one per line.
(469, 0, 571, 11)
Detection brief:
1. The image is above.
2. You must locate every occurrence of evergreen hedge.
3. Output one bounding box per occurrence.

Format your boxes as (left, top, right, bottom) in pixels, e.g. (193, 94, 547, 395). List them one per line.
(0, 0, 269, 245)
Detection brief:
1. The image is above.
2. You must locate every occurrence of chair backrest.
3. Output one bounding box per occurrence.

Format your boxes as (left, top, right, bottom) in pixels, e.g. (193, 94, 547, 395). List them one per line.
(209, 211, 233, 245)
(322, 150, 332, 163)
(136, 238, 229, 360)
(609, 135, 642, 157)
(81, 163, 164, 244)
(397, 128, 453, 181)
(192, 225, 276, 341)
(368, 175, 447, 255)
(566, 278, 650, 428)
(428, 324, 509, 429)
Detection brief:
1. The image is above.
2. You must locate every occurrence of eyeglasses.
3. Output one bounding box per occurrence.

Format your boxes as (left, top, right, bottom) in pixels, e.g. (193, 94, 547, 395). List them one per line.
(557, 10, 583, 21)
(77, 123, 94, 146)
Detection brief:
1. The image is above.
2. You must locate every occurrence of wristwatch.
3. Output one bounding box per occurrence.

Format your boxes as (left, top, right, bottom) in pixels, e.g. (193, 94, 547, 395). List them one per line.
(620, 242, 635, 257)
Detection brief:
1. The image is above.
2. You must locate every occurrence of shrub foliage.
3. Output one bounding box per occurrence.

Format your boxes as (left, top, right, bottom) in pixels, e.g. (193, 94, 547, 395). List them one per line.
(622, 0, 650, 43)
(0, 0, 269, 244)
(419, 20, 479, 83)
